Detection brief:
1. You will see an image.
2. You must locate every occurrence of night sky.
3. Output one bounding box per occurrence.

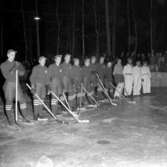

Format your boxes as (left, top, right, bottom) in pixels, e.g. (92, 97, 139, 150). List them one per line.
(0, 0, 167, 63)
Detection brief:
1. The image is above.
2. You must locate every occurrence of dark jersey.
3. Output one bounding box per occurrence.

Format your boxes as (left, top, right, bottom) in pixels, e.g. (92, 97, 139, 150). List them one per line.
(89, 64, 98, 74)
(96, 63, 106, 80)
(104, 66, 113, 81)
(81, 66, 92, 82)
(0, 60, 25, 82)
(71, 65, 82, 83)
(30, 65, 48, 85)
(61, 63, 72, 79)
(48, 64, 63, 81)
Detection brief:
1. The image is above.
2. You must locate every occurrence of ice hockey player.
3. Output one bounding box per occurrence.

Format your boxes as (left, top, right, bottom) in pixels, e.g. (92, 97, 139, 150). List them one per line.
(70, 58, 82, 109)
(81, 58, 93, 105)
(61, 54, 74, 108)
(48, 55, 63, 114)
(90, 56, 98, 99)
(97, 56, 106, 83)
(96, 56, 106, 100)
(0, 49, 29, 125)
(30, 56, 49, 120)
(113, 58, 124, 99)
(104, 61, 114, 97)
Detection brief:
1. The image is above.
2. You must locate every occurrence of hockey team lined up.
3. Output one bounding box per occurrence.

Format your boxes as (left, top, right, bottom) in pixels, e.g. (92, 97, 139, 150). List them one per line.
(0, 49, 151, 125)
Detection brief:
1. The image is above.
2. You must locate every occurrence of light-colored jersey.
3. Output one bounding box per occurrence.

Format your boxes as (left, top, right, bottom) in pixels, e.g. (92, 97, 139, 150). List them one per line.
(123, 64, 133, 76)
(113, 64, 123, 75)
(132, 66, 141, 78)
(141, 66, 151, 78)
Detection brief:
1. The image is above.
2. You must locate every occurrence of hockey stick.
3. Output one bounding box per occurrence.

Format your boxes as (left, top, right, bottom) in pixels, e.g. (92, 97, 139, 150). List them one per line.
(96, 73, 117, 106)
(122, 88, 136, 104)
(79, 85, 83, 110)
(76, 84, 87, 112)
(62, 92, 71, 111)
(50, 91, 90, 123)
(15, 70, 18, 122)
(81, 84, 99, 107)
(110, 81, 136, 104)
(26, 84, 66, 123)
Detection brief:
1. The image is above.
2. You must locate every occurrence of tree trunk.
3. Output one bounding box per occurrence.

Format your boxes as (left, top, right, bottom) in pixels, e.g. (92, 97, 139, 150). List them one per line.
(127, 0, 131, 52)
(0, 24, 3, 58)
(134, 22, 138, 54)
(35, 0, 40, 59)
(36, 21, 40, 59)
(94, 0, 100, 58)
(21, 0, 28, 62)
(131, 0, 138, 54)
(56, 0, 60, 54)
(105, 0, 111, 58)
(72, 0, 76, 56)
(150, 0, 153, 53)
(82, 0, 85, 60)
(112, 0, 117, 60)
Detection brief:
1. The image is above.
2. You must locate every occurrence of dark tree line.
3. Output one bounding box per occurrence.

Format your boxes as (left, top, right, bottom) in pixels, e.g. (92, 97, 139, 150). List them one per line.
(0, 0, 167, 63)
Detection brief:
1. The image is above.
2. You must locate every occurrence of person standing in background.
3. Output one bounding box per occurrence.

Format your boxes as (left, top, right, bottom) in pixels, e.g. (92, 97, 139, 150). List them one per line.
(113, 58, 124, 98)
(132, 60, 142, 96)
(141, 61, 151, 94)
(123, 58, 133, 96)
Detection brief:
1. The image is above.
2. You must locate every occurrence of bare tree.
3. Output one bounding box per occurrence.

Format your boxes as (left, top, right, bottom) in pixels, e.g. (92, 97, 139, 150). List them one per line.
(105, 0, 111, 58)
(112, 0, 117, 59)
(82, 0, 85, 60)
(21, 0, 28, 62)
(56, 0, 61, 54)
(131, 0, 138, 54)
(127, 0, 131, 51)
(0, 24, 3, 58)
(150, 0, 153, 53)
(93, 0, 100, 58)
(72, 0, 76, 56)
(35, 0, 40, 59)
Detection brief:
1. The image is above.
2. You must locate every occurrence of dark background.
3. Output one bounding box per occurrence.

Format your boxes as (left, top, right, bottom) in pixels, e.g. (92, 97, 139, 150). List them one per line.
(0, 0, 167, 63)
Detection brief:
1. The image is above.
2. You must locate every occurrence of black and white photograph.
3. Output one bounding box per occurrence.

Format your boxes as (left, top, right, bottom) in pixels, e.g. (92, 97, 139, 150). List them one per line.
(0, 0, 167, 166)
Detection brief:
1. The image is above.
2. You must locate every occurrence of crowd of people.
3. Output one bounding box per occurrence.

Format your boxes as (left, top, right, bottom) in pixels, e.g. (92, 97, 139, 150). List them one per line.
(119, 50, 167, 72)
(150, 51, 167, 72)
(0, 49, 152, 126)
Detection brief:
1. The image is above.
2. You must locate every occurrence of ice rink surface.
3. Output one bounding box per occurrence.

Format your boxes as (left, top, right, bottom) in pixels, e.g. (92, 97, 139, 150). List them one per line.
(1, 88, 167, 167)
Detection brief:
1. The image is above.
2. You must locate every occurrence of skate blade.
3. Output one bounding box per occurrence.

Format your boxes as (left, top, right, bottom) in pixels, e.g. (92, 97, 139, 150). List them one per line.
(78, 119, 90, 123)
(7, 125, 22, 131)
(87, 104, 97, 108)
(111, 102, 117, 106)
(18, 121, 35, 126)
(77, 107, 87, 111)
(128, 101, 136, 104)
(56, 119, 69, 124)
(38, 118, 48, 121)
(99, 99, 108, 103)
